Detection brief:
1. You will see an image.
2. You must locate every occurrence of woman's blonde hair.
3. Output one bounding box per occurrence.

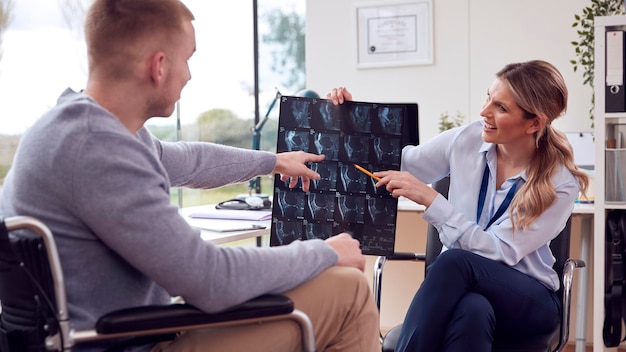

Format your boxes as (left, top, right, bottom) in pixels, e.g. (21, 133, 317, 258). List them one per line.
(497, 60, 589, 230)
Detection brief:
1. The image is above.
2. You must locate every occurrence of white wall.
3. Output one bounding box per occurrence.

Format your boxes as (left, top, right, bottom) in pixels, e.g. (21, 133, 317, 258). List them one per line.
(306, 0, 592, 144)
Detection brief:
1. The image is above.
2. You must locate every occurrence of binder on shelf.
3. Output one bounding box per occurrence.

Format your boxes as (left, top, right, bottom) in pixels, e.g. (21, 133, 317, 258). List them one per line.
(606, 124, 626, 203)
(606, 30, 626, 112)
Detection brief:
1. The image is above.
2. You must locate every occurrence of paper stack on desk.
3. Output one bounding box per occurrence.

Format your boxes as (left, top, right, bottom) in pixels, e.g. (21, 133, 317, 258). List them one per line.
(191, 220, 267, 233)
(188, 207, 272, 221)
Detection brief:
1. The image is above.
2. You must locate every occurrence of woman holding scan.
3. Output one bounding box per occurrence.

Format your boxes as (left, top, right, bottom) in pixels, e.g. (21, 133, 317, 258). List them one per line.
(328, 60, 589, 351)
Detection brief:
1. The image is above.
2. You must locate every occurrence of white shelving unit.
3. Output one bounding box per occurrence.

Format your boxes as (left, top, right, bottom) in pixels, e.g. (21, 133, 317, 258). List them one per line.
(593, 15, 626, 352)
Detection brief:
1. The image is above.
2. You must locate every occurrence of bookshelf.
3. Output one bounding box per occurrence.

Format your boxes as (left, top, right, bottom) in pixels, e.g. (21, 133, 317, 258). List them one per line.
(593, 15, 626, 352)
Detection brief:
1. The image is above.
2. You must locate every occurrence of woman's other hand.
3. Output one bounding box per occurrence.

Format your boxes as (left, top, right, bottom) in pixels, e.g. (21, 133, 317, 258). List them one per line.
(326, 87, 352, 105)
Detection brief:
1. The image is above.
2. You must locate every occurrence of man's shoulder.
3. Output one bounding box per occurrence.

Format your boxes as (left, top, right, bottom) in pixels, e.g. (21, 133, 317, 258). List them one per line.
(37, 89, 129, 138)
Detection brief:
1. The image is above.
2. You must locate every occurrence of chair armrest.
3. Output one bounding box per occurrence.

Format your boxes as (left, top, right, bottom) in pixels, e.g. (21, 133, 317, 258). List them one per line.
(384, 252, 426, 261)
(555, 258, 585, 352)
(96, 294, 294, 334)
(373, 252, 425, 308)
(565, 258, 585, 269)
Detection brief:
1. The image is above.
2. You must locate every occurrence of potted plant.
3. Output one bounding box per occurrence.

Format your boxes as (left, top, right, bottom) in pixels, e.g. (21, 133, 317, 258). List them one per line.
(571, 0, 625, 127)
(438, 111, 465, 132)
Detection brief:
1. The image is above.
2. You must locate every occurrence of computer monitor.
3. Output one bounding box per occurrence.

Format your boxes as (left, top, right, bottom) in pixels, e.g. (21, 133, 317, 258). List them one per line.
(402, 103, 419, 147)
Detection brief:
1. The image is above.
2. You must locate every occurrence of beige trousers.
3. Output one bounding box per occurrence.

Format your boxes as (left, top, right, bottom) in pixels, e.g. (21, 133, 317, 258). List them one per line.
(151, 266, 381, 352)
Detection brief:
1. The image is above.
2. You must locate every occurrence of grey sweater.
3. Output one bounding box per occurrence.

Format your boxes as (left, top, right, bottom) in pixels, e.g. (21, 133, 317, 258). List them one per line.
(0, 89, 337, 351)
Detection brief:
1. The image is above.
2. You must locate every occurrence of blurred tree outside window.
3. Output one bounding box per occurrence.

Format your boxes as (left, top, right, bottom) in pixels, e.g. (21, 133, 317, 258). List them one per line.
(0, 0, 12, 62)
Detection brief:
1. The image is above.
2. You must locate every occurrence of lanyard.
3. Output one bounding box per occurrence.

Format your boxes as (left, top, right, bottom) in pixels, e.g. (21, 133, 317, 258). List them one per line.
(476, 165, 519, 230)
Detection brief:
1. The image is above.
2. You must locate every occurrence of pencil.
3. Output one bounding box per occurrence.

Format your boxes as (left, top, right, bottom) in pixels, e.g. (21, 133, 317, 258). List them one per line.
(353, 163, 381, 181)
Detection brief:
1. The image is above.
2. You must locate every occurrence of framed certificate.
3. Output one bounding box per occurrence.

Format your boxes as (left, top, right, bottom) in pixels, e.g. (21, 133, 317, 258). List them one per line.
(355, 0, 433, 68)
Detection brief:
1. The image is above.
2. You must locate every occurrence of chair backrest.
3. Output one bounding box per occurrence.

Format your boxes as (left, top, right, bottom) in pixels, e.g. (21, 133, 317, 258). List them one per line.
(0, 217, 60, 352)
(424, 177, 449, 274)
(548, 217, 572, 300)
(423, 176, 572, 299)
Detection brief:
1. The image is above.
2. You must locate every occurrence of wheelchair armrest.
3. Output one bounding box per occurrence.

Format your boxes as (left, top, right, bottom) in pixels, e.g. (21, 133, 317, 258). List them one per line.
(96, 294, 294, 334)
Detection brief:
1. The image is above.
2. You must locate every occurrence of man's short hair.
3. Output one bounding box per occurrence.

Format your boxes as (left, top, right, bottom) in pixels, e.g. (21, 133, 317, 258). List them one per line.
(85, 0, 194, 77)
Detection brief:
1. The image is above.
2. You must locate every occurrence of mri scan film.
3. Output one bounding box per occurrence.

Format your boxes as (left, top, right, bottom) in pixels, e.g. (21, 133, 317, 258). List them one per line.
(271, 96, 418, 255)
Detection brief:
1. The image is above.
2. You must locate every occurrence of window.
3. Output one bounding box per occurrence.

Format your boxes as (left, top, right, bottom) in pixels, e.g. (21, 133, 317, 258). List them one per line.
(0, 0, 306, 207)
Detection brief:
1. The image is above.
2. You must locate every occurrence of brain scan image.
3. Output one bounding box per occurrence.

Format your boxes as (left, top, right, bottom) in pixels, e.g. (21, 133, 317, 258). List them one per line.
(373, 137, 400, 165)
(337, 195, 365, 223)
(310, 162, 337, 191)
(371, 175, 389, 195)
(284, 130, 310, 152)
(345, 105, 372, 133)
(305, 222, 333, 240)
(287, 99, 311, 128)
(376, 106, 403, 135)
(339, 163, 367, 193)
(273, 220, 303, 245)
(305, 193, 335, 221)
(314, 101, 341, 130)
(367, 197, 397, 225)
(314, 132, 339, 161)
(275, 189, 305, 218)
(342, 135, 369, 163)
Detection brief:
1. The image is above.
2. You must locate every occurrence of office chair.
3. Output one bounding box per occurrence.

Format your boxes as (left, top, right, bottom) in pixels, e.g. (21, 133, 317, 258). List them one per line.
(0, 216, 315, 352)
(373, 177, 585, 352)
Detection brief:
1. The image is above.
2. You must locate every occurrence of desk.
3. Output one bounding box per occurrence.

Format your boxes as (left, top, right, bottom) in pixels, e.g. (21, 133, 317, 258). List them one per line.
(179, 205, 271, 245)
(397, 198, 595, 351)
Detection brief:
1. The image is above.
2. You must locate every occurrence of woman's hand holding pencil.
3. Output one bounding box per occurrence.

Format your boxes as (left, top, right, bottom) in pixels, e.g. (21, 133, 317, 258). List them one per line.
(353, 163, 381, 181)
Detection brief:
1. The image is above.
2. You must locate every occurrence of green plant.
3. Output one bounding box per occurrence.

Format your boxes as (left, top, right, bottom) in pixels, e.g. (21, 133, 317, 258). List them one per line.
(571, 0, 625, 126)
(439, 111, 465, 132)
